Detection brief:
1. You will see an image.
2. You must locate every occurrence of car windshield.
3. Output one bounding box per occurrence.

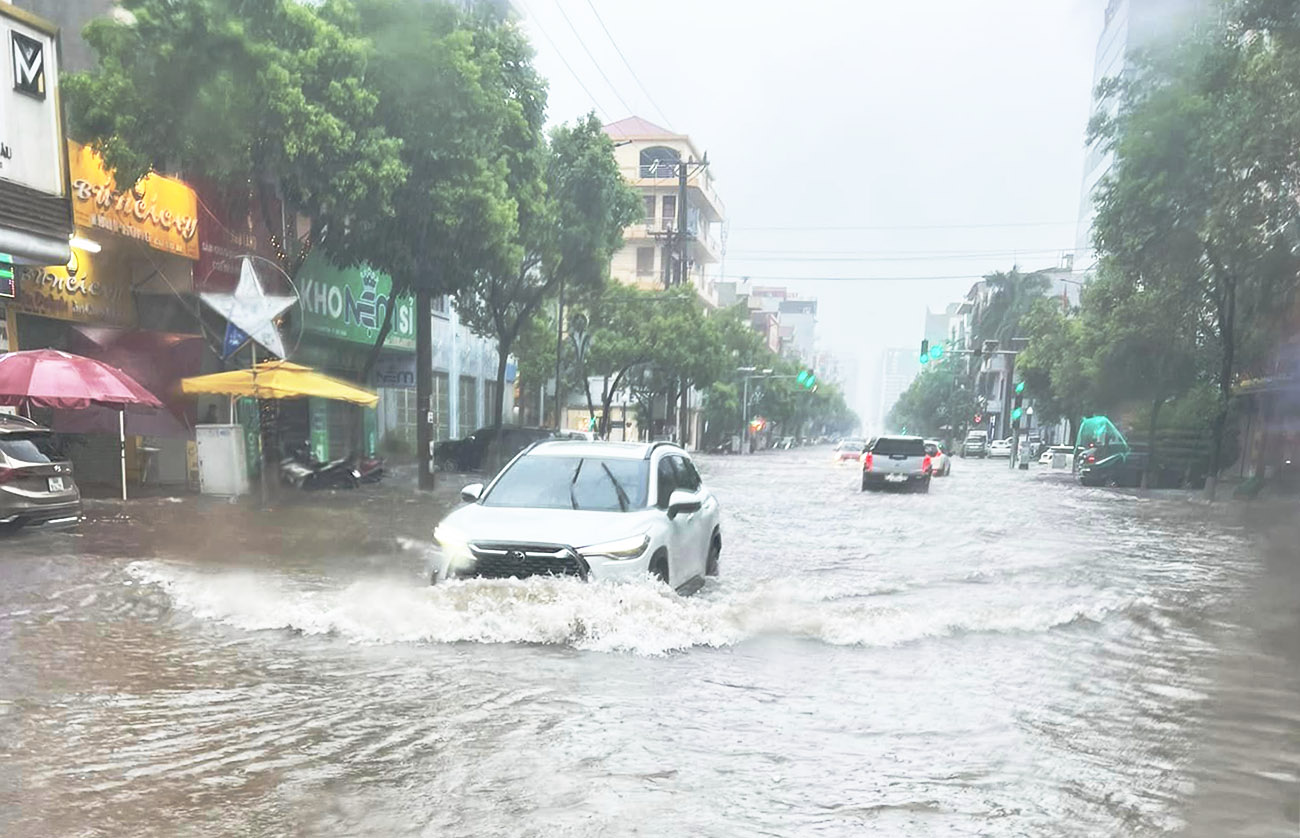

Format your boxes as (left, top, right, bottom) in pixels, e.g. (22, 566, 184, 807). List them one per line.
(482, 456, 649, 512)
(872, 438, 926, 456)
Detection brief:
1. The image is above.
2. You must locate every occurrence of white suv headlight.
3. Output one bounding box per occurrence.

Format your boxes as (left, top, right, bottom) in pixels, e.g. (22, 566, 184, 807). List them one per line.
(577, 534, 650, 561)
(433, 525, 473, 572)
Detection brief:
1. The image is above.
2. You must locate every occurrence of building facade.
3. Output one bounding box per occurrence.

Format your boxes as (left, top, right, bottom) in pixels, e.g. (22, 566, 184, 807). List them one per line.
(876, 347, 920, 431)
(603, 117, 725, 295)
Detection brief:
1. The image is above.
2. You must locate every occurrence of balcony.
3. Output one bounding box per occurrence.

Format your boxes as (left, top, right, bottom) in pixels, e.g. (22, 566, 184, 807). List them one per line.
(621, 166, 726, 222)
(628, 216, 722, 263)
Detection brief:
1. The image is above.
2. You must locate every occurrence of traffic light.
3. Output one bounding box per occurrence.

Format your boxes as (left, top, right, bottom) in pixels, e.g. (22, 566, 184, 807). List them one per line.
(796, 369, 816, 389)
(929, 342, 944, 362)
(919, 339, 930, 364)
(1011, 381, 1025, 423)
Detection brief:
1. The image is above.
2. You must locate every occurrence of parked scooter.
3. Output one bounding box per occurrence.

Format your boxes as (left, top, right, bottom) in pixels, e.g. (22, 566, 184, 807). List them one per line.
(350, 452, 385, 484)
(280, 442, 360, 490)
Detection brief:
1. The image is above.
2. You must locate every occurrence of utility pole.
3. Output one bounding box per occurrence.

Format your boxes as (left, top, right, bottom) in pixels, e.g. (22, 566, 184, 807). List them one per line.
(676, 159, 689, 286)
(553, 277, 564, 430)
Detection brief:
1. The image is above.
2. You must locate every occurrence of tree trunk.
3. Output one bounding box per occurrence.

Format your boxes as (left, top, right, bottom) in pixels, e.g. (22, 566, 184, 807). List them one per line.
(415, 288, 435, 491)
(492, 340, 510, 430)
(678, 382, 691, 448)
(1204, 277, 1236, 502)
(583, 376, 596, 431)
(360, 291, 399, 383)
(1141, 398, 1162, 492)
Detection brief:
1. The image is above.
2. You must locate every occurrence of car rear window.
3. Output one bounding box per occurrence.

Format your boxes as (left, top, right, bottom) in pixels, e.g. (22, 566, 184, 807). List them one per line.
(872, 438, 926, 456)
(924, 443, 939, 456)
(0, 437, 56, 463)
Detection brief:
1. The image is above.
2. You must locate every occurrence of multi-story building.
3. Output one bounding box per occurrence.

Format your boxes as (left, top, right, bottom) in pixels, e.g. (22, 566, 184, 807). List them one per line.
(778, 299, 817, 362)
(875, 348, 921, 430)
(603, 117, 725, 295)
(1076, 0, 1205, 268)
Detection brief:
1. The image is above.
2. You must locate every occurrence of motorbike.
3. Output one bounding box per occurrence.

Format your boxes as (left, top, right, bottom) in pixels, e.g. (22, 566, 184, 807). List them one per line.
(280, 442, 361, 490)
(350, 452, 385, 484)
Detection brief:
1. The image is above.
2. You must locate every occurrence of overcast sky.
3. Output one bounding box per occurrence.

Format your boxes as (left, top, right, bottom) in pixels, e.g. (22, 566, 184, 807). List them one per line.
(515, 0, 1105, 420)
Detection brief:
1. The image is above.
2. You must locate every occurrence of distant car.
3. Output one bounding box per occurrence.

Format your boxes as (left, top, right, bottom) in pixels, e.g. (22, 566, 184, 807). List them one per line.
(1038, 445, 1075, 470)
(833, 438, 866, 463)
(924, 440, 952, 476)
(861, 435, 932, 492)
(0, 415, 82, 531)
(431, 440, 720, 592)
(434, 425, 555, 473)
(988, 438, 1013, 458)
(961, 430, 989, 458)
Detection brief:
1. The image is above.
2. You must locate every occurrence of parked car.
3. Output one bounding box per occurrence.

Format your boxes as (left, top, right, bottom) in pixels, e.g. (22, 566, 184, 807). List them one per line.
(988, 438, 1013, 458)
(434, 425, 555, 474)
(961, 430, 989, 458)
(1038, 445, 1075, 470)
(430, 440, 721, 593)
(833, 438, 867, 463)
(924, 440, 952, 476)
(0, 415, 82, 531)
(861, 435, 932, 492)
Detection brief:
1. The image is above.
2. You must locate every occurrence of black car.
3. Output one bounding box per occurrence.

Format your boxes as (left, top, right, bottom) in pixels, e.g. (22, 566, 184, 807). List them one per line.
(434, 425, 555, 474)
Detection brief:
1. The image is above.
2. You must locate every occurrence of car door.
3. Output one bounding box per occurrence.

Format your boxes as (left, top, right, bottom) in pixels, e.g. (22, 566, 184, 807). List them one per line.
(653, 454, 692, 584)
(668, 454, 712, 580)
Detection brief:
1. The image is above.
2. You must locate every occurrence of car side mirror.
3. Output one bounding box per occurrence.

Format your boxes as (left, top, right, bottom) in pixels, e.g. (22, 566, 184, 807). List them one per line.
(666, 489, 702, 519)
(460, 483, 484, 503)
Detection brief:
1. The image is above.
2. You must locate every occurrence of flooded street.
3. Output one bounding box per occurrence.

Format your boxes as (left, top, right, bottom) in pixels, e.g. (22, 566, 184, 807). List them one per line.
(1, 450, 1296, 837)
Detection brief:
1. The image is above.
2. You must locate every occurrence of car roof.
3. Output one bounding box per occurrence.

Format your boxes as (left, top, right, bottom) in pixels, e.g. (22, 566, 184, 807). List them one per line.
(0, 414, 50, 435)
(875, 434, 924, 442)
(527, 440, 668, 460)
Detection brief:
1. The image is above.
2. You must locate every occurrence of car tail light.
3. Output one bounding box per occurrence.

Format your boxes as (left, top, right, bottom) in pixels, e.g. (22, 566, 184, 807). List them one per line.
(861, 452, 873, 471)
(922, 455, 932, 473)
(0, 467, 19, 485)
(1086, 455, 1096, 464)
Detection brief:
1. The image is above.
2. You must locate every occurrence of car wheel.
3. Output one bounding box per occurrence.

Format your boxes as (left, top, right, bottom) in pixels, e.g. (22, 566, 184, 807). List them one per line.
(649, 550, 670, 586)
(706, 534, 721, 577)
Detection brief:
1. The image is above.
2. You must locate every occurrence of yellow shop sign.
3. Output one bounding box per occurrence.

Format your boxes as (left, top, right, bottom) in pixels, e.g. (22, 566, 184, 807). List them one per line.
(68, 140, 199, 260)
(16, 247, 136, 326)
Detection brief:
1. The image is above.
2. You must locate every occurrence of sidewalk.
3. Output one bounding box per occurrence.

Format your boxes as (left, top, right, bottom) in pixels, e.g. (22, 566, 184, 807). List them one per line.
(77, 464, 464, 562)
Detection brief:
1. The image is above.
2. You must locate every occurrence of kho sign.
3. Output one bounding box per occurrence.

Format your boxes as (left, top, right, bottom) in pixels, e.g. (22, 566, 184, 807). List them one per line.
(68, 141, 199, 260)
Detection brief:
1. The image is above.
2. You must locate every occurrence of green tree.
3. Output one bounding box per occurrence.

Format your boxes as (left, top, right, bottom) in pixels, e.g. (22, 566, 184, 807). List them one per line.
(455, 114, 642, 428)
(1091, 5, 1300, 498)
(1016, 297, 1094, 442)
(972, 268, 1052, 347)
(887, 353, 980, 441)
(65, 0, 405, 276)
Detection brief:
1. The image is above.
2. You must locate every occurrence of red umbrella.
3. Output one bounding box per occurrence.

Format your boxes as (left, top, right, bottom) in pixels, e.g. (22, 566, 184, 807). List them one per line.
(0, 349, 162, 410)
(0, 349, 164, 499)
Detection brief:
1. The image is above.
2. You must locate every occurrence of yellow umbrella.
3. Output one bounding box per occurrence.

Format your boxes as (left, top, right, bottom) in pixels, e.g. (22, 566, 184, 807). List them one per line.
(180, 361, 378, 407)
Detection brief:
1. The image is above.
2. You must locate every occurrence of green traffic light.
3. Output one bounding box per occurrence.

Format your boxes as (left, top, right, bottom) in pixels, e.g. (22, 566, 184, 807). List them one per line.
(920, 353, 930, 365)
(796, 370, 809, 386)
(1015, 381, 1025, 394)
(929, 344, 944, 361)
(804, 372, 816, 389)
(1011, 407, 1024, 421)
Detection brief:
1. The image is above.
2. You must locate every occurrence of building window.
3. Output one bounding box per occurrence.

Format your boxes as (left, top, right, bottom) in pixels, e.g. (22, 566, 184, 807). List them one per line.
(484, 379, 499, 425)
(636, 247, 655, 276)
(643, 195, 655, 225)
(661, 195, 676, 229)
(432, 294, 449, 316)
(432, 372, 450, 442)
(639, 146, 680, 178)
(458, 375, 477, 434)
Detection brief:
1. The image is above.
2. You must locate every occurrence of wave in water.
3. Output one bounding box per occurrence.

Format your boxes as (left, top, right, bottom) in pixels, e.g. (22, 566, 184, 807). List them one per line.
(127, 562, 1136, 655)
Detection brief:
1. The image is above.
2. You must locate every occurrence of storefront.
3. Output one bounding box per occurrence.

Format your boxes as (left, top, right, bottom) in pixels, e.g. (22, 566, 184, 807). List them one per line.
(6, 141, 202, 489)
(0, 6, 73, 269)
(295, 252, 415, 461)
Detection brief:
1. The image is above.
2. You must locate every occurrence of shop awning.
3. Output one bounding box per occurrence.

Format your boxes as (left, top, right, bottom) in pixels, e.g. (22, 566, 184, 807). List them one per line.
(180, 361, 378, 407)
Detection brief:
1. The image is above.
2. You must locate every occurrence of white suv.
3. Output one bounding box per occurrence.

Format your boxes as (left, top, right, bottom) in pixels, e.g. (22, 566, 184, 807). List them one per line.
(430, 440, 722, 593)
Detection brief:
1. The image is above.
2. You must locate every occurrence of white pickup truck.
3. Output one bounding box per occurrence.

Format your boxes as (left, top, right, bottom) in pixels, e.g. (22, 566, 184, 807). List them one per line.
(860, 435, 933, 493)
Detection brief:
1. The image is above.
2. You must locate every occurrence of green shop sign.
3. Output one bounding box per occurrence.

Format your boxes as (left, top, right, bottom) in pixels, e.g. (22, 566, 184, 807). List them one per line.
(297, 253, 414, 350)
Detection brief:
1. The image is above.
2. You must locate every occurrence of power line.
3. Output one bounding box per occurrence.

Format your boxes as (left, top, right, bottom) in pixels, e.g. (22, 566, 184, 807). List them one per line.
(517, 0, 612, 121)
(581, 0, 674, 129)
(726, 246, 1088, 257)
(729, 220, 1080, 232)
(728, 274, 1005, 282)
(549, 0, 636, 119)
(727, 249, 1082, 263)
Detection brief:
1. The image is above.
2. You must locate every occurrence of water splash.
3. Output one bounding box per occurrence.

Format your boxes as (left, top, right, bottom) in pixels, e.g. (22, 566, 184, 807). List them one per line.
(128, 562, 1137, 656)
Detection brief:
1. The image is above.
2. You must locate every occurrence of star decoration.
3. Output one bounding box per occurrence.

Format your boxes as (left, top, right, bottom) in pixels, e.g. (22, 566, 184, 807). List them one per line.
(200, 257, 297, 359)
